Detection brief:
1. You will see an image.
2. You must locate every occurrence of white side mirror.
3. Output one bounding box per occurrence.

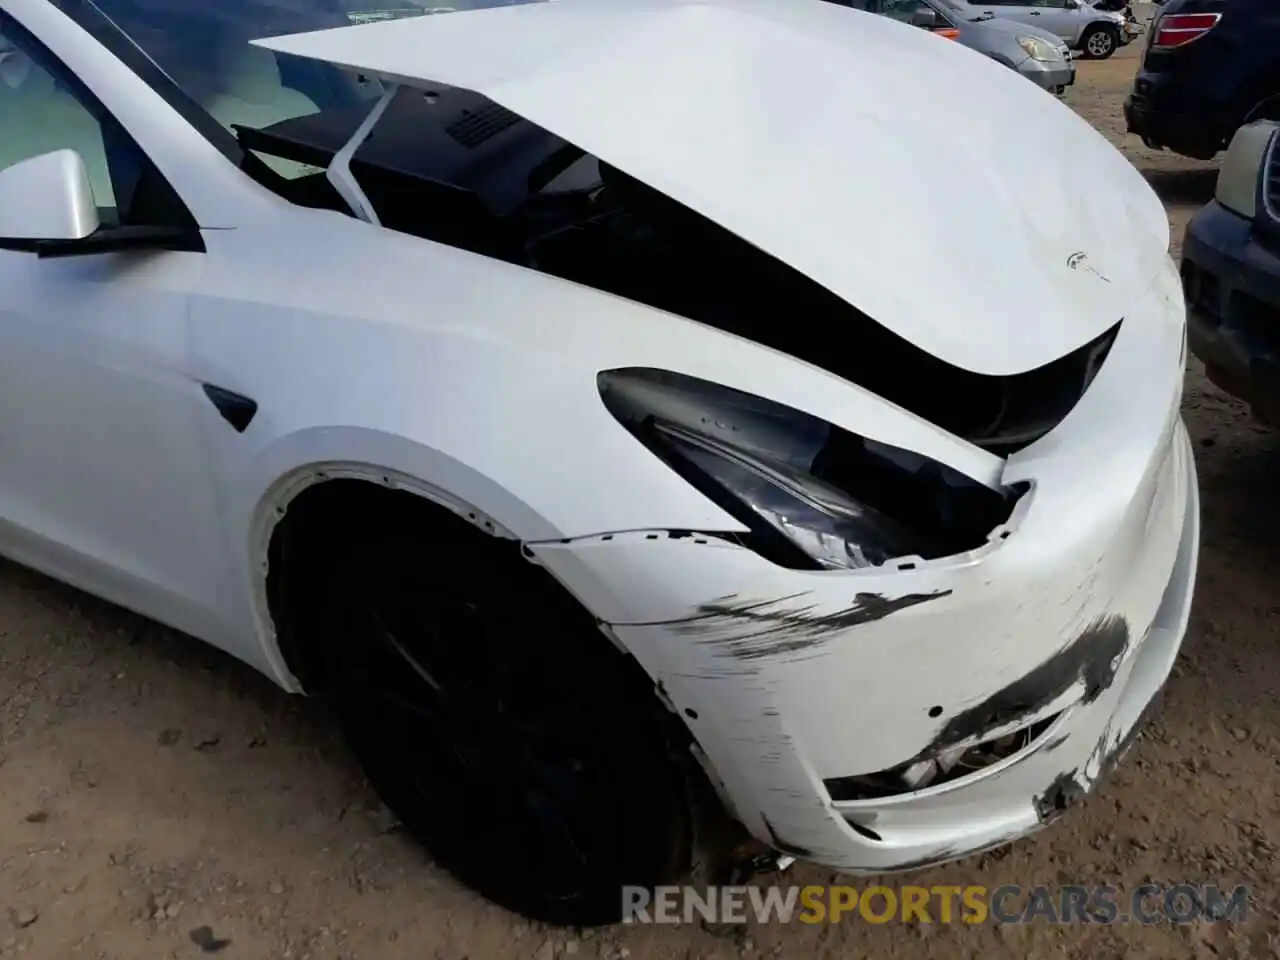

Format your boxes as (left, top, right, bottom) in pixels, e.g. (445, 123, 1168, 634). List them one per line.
(0, 149, 99, 242)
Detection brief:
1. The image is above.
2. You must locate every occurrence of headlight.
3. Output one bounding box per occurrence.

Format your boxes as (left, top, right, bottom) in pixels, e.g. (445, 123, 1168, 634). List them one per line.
(598, 368, 1022, 571)
(1215, 121, 1279, 220)
(1017, 35, 1060, 61)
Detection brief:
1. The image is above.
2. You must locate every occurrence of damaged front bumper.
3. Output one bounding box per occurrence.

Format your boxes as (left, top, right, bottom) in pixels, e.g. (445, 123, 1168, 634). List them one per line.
(528, 260, 1197, 873)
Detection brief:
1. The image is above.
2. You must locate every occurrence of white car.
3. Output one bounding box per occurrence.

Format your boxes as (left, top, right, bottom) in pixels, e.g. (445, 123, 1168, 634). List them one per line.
(957, 0, 1137, 57)
(0, 0, 1197, 928)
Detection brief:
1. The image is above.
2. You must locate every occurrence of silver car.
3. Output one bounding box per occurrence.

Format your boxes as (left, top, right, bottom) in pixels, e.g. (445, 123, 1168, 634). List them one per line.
(832, 0, 1076, 94)
(953, 0, 1140, 58)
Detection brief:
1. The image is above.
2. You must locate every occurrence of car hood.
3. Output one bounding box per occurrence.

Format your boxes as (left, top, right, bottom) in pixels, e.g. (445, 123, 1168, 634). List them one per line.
(258, 0, 1169, 376)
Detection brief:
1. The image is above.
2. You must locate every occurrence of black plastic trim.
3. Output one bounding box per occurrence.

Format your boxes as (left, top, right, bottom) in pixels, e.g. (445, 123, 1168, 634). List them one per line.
(0, 225, 205, 258)
(202, 385, 259, 433)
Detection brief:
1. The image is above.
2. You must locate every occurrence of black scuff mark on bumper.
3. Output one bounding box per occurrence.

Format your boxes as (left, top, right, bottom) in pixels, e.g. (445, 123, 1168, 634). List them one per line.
(1034, 712, 1149, 825)
(760, 815, 815, 859)
(1033, 768, 1088, 823)
(927, 614, 1130, 751)
(671, 589, 953, 662)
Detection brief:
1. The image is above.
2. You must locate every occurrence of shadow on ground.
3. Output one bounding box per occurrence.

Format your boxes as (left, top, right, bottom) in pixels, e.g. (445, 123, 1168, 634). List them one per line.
(1142, 167, 1218, 206)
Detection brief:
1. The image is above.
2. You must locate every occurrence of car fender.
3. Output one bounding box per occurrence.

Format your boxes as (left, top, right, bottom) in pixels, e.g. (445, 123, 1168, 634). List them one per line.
(187, 216, 1004, 687)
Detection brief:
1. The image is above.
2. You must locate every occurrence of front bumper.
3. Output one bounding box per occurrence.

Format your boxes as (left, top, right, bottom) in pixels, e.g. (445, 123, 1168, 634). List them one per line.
(1124, 81, 1231, 160)
(1018, 57, 1076, 94)
(1183, 200, 1280, 423)
(531, 259, 1197, 873)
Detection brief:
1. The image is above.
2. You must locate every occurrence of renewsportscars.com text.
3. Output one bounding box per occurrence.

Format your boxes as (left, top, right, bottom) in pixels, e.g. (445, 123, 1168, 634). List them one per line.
(622, 883, 1250, 925)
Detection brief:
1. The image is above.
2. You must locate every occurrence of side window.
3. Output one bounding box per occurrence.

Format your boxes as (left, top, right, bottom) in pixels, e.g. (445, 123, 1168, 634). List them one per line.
(881, 0, 928, 21)
(0, 17, 193, 230)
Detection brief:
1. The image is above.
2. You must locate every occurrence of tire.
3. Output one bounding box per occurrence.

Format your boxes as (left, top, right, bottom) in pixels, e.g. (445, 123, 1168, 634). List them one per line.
(317, 521, 692, 926)
(1079, 24, 1119, 60)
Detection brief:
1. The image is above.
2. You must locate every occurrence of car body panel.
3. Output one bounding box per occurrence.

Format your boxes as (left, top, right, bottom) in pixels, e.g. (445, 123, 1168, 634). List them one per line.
(954, 0, 1127, 47)
(530, 258, 1195, 863)
(1183, 195, 1280, 423)
(0, 0, 1198, 878)
(960, 13, 1076, 89)
(258, 0, 1167, 376)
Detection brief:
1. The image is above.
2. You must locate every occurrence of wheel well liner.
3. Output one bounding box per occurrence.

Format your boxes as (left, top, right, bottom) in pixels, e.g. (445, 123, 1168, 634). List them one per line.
(264, 477, 519, 691)
(263, 476, 645, 698)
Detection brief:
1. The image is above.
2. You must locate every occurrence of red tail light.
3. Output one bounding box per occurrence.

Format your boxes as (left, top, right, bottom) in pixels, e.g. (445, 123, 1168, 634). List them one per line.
(1152, 12, 1222, 48)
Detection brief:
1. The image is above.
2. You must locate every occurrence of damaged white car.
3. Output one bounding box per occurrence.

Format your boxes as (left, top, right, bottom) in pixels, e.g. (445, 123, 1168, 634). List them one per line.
(0, 0, 1197, 927)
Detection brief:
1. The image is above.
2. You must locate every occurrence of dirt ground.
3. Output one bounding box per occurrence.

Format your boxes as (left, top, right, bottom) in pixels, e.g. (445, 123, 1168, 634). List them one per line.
(3, 40, 1279, 960)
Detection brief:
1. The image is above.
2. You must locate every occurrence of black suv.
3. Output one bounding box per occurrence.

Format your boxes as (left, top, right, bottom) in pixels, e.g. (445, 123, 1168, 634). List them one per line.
(1124, 0, 1280, 160)
(1182, 122, 1280, 422)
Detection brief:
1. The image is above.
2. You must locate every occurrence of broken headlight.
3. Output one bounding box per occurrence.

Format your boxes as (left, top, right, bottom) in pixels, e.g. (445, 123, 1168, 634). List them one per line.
(598, 368, 1019, 571)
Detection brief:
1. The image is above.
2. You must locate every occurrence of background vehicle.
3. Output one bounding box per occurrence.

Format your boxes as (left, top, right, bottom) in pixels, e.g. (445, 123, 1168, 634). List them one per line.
(827, 0, 1076, 94)
(951, 0, 1136, 58)
(1125, 0, 1280, 160)
(1183, 121, 1280, 421)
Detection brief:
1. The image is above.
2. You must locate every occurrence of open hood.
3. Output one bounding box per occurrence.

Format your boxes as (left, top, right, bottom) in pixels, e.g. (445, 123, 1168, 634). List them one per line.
(256, 0, 1169, 376)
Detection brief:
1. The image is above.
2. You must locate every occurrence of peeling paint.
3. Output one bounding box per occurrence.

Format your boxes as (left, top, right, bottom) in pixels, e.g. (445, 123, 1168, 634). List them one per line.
(1033, 709, 1150, 825)
(671, 590, 953, 661)
(928, 614, 1130, 749)
(1033, 768, 1088, 823)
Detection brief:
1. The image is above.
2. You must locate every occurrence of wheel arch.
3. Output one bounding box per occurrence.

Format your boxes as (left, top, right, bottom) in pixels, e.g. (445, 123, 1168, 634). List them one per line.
(240, 427, 566, 692)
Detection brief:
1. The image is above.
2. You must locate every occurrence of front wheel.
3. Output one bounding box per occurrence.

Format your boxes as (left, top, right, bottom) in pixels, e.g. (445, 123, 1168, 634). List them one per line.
(1079, 23, 1119, 59)
(319, 525, 693, 926)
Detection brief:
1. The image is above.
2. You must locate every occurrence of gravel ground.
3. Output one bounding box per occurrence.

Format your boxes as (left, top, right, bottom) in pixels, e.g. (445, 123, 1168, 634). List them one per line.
(2, 40, 1279, 960)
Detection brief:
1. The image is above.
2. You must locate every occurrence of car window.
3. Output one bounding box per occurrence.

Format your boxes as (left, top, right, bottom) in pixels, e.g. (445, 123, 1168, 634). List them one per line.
(0, 26, 117, 215)
(0, 16, 193, 229)
(76, 0, 547, 160)
(879, 0, 945, 23)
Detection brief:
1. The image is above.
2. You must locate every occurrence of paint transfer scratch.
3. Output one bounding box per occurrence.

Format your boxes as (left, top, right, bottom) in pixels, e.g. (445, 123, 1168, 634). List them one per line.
(929, 614, 1130, 749)
(671, 590, 953, 661)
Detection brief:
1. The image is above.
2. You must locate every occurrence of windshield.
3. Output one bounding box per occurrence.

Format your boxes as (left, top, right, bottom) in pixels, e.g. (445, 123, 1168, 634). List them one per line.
(84, 0, 545, 164)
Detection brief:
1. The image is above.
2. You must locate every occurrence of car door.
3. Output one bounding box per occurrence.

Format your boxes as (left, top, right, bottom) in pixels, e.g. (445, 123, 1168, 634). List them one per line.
(1029, 0, 1087, 42)
(0, 12, 233, 645)
(970, 0, 1075, 41)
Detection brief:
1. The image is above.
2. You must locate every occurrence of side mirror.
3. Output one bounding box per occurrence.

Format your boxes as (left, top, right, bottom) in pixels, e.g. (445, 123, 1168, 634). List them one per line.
(0, 149, 99, 243)
(0, 148, 203, 258)
(1065, 0, 1081, 8)
(911, 7, 942, 27)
